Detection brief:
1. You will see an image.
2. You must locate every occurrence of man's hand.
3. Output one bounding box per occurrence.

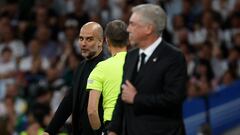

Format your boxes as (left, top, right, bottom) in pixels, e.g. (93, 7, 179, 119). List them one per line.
(108, 131, 117, 135)
(42, 132, 49, 135)
(121, 80, 137, 104)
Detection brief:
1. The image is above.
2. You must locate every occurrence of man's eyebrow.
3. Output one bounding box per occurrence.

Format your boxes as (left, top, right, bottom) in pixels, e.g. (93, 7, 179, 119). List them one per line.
(79, 36, 94, 39)
(86, 36, 94, 39)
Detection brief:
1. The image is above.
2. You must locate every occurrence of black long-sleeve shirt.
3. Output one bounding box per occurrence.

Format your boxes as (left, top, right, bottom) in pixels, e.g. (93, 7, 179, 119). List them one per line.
(45, 51, 107, 135)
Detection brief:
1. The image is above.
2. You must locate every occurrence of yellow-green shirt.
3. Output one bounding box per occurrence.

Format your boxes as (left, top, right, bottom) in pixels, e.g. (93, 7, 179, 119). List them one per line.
(20, 128, 68, 135)
(86, 52, 126, 122)
(20, 128, 44, 135)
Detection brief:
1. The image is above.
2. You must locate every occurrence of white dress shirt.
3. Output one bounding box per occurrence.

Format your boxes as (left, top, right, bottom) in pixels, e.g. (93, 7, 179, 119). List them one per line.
(137, 36, 162, 70)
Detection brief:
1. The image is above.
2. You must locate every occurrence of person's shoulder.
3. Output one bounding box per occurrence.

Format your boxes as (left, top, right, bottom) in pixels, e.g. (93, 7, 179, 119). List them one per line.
(163, 40, 181, 53)
(79, 59, 87, 65)
(98, 58, 111, 66)
(96, 52, 127, 68)
(128, 47, 138, 54)
(157, 40, 185, 62)
(102, 51, 110, 60)
(126, 47, 138, 58)
(75, 59, 86, 70)
(95, 57, 113, 69)
(161, 40, 183, 57)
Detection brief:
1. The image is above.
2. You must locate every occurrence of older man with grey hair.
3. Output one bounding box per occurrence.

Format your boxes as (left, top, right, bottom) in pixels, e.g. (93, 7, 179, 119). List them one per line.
(108, 4, 187, 135)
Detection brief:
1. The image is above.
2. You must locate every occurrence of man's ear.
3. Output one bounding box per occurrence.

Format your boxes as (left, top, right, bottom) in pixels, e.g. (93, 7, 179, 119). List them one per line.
(105, 37, 112, 50)
(98, 38, 104, 47)
(105, 37, 109, 45)
(145, 24, 154, 35)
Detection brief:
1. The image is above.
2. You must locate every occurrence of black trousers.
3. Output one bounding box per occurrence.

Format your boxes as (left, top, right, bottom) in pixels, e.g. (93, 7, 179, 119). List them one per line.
(103, 121, 111, 135)
(93, 121, 110, 135)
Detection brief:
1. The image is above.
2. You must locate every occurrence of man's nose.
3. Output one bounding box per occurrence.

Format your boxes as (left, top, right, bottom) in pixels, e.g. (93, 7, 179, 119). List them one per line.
(127, 25, 131, 32)
(81, 40, 87, 47)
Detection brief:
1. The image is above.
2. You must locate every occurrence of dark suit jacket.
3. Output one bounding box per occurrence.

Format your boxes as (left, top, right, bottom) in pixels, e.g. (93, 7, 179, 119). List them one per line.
(109, 40, 187, 135)
(45, 51, 107, 135)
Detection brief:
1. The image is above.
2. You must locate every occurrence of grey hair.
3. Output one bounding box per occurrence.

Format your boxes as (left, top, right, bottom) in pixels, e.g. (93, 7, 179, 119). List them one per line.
(132, 4, 167, 35)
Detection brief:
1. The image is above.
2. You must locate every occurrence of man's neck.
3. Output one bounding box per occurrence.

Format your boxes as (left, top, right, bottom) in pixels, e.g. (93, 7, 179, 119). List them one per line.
(139, 34, 160, 50)
(111, 47, 127, 56)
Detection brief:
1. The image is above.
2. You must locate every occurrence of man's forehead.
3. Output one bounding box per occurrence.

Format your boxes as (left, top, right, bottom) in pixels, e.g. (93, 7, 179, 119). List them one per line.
(79, 32, 93, 36)
(79, 28, 95, 36)
(130, 13, 140, 22)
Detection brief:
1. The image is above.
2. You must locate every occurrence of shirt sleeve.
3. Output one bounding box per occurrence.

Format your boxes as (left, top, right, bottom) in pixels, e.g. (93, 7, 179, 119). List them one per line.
(86, 63, 104, 92)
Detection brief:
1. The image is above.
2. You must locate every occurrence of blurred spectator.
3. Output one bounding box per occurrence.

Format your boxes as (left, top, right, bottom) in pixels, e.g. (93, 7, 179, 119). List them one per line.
(58, 19, 81, 54)
(19, 39, 50, 73)
(0, 47, 17, 100)
(17, 20, 30, 44)
(2, 83, 28, 133)
(232, 32, 240, 51)
(5, 83, 27, 116)
(198, 41, 213, 61)
(52, 0, 75, 16)
(33, 81, 52, 105)
(25, 3, 59, 42)
(0, 25, 26, 60)
(34, 5, 51, 27)
(187, 79, 198, 98)
(0, 83, 27, 134)
(170, 14, 188, 45)
(108, 0, 125, 20)
(0, 13, 11, 39)
(189, 11, 223, 47)
(180, 0, 196, 30)
(211, 45, 228, 82)
(188, 58, 215, 97)
(193, 59, 214, 83)
(62, 50, 83, 87)
(46, 66, 65, 91)
(120, 1, 134, 24)
(224, 12, 240, 48)
(2, 96, 16, 134)
(49, 43, 83, 115)
(19, 103, 51, 135)
(66, 0, 90, 28)
(212, 0, 236, 20)
(220, 69, 238, 86)
(163, 0, 182, 32)
(35, 25, 60, 61)
(19, 39, 49, 96)
(1, 0, 21, 27)
(98, 0, 114, 25)
(179, 42, 196, 76)
(0, 116, 10, 135)
(227, 47, 240, 77)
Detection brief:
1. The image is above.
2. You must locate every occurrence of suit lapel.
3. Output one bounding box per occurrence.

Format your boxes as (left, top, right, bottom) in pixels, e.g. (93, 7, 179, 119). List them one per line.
(125, 49, 139, 82)
(135, 40, 166, 84)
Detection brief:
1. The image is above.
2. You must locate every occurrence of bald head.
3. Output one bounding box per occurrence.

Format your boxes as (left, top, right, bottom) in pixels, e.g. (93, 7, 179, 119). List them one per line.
(81, 22, 103, 41)
(79, 22, 103, 59)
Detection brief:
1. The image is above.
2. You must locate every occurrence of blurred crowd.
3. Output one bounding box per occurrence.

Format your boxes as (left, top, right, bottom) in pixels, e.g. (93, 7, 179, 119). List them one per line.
(0, 0, 239, 134)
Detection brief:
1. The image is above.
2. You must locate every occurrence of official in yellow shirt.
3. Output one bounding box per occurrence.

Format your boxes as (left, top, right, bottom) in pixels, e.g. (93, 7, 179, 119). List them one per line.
(86, 20, 128, 134)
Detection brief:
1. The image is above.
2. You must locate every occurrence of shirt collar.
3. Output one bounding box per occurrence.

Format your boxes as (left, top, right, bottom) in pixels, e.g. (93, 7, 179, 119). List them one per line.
(139, 36, 162, 62)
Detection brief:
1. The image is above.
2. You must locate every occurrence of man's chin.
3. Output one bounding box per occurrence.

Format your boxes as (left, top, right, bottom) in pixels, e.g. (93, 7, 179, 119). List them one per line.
(81, 53, 87, 58)
(130, 42, 137, 47)
(86, 52, 97, 59)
